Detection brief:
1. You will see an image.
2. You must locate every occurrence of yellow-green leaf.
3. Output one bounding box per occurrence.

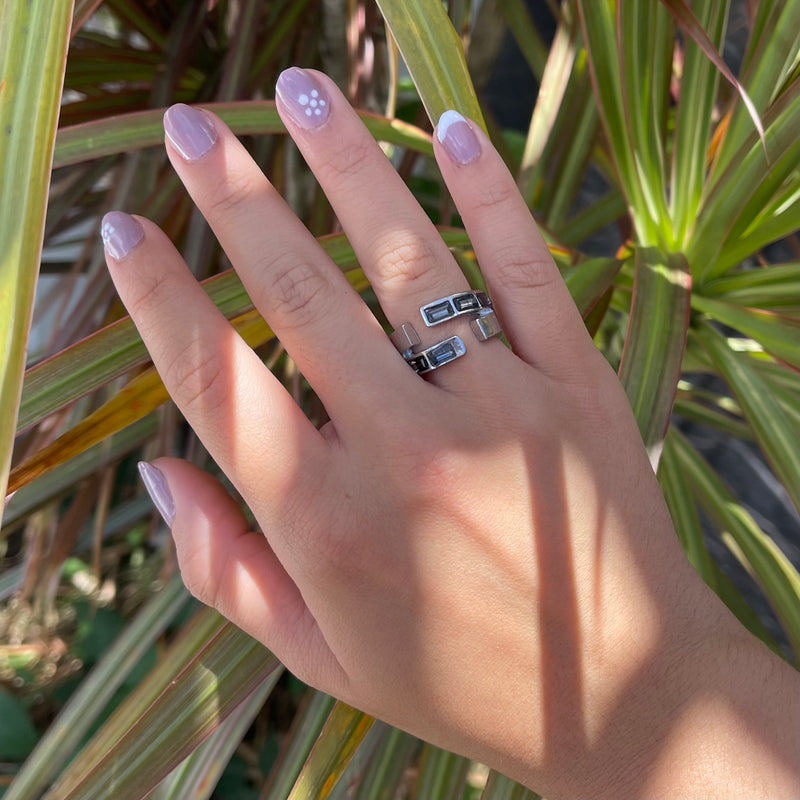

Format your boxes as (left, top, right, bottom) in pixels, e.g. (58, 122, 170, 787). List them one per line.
(0, 0, 73, 528)
(373, 0, 485, 130)
(288, 703, 376, 800)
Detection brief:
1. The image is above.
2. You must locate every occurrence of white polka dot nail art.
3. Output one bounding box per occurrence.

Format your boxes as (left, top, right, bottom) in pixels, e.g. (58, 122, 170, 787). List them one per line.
(276, 67, 331, 129)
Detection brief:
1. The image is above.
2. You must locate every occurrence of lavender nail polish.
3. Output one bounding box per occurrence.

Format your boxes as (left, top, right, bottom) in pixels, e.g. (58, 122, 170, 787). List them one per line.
(275, 67, 331, 130)
(138, 462, 176, 527)
(163, 104, 218, 161)
(101, 211, 145, 259)
(437, 110, 481, 165)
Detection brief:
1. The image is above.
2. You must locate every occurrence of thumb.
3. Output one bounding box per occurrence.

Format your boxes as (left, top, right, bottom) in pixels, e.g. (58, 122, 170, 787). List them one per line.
(138, 458, 343, 689)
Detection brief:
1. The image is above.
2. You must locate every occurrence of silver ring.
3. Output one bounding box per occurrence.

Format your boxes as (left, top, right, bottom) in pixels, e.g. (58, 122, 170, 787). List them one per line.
(391, 289, 503, 374)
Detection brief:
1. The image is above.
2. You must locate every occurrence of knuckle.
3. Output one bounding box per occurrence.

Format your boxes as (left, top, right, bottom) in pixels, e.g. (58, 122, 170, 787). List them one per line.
(373, 234, 439, 287)
(125, 270, 175, 322)
(202, 165, 260, 218)
(262, 255, 331, 329)
(315, 138, 375, 184)
(492, 243, 558, 292)
(471, 176, 519, 212)
(165, 344, 230, 416)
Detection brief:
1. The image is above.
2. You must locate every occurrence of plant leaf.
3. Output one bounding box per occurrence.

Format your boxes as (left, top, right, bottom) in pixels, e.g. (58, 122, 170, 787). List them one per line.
(373, 0, 485, 130)
(411, 745, 471, 800)
(481, 769, 541, 800)
(690, 294, 800, 369)
(693, 321, 800, 510)
(152, 672, 281, 800)
(668, 428, 800, 662)
(659, 0, 766, 152)
(7, 576, 190, 800)
(46, 609, 282, 800)
(618, 248, 692, 467)
(287, 703, 376, 800)
(54, 102, 434, 169)
(261, 690, 337, 800)
(0, 0, 73, 529)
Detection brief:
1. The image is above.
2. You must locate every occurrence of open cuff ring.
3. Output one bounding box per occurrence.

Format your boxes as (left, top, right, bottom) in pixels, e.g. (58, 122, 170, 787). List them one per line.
(391, 290, 503, 374)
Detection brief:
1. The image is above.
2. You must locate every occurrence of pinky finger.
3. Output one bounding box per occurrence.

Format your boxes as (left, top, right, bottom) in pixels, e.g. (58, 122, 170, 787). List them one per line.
(141, 457, 346, 691)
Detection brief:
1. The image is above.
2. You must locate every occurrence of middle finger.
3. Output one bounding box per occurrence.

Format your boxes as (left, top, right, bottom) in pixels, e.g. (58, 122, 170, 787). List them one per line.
(274, 69, 485, 358)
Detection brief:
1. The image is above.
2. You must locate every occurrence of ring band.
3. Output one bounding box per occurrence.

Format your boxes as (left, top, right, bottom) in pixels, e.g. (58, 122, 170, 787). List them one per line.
(391, 289, 503, 374)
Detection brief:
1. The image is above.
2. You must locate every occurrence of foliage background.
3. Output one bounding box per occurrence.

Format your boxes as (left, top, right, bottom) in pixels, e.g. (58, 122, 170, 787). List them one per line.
(0, 0, 797, 798)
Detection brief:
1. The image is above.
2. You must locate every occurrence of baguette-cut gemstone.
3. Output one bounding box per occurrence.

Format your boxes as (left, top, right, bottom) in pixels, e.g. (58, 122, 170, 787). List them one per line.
(453, 293, 479, 311)
(424, 301, 454, 324)
(429, 337, 466, 367)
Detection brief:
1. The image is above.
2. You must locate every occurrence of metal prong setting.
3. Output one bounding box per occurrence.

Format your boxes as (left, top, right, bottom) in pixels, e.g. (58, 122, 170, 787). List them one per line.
(420, 291, 492, 327)
(391, 323, 467, 374)
(389, 322, 422, 358)
(407, 336, 467, 373)
(469, 307, 503, 341)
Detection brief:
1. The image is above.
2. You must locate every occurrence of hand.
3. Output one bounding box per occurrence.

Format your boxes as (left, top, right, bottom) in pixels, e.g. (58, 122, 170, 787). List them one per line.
(102, 68, 799, 798)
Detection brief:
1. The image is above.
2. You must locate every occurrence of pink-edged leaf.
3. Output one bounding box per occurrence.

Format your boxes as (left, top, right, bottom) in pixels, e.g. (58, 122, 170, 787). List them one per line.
(659, 0, 767, 154)
(618, 247, 692, 467)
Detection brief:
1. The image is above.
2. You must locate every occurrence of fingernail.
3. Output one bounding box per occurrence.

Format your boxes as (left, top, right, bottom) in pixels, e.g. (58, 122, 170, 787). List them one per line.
(437, 110, 480, 165)
(276, 67, 330, 130)
(163, 103, 217, 161)
(138, 462, 176, 527)
(101, 211, 145, 259)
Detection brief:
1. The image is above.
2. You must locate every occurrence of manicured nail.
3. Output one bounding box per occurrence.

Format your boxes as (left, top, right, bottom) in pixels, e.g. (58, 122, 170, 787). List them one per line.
(101, 211, 145, 259)
(163, 103, 217, 161)
(437, 110, 480, 165)
(138, 462, 176, 527)
(276, 67, 330, 130)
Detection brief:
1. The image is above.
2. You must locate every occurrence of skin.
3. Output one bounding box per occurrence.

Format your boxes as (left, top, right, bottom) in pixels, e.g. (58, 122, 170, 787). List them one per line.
(104, 70, 799, 798)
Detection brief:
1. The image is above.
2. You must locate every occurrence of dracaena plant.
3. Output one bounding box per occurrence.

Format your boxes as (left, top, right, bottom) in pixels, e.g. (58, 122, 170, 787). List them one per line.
(0, 0, 796, 798)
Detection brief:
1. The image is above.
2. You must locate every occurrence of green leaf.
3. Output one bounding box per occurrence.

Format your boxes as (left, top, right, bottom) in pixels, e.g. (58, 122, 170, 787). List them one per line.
(712, 0, 799, 177)
(355, 726, 419, 800)
(562, 257, 622, 319)
(373, 0, 485, 130)
(0, 689, 39, 761)
(659, 0, 766, 157)
(46, 610, 282, 800)
(287, 703, 376, 800)
(703, 262, 800, 309)
(411, 745, 470, 800)
(575, 0, 660, 244)
(7, 576, 190, 800)
(54, 103, 434, 169)
(690, 294, 800, 368)
(3, 416, 158, 531)
(618, 248, 692, 466)
(152, 673, 281, 800)
(261, 690, 337, 800)
(618, 0, 673, 231)
(669, 0, 728, 245)
(693, 321, 800, 510)
(668, 429, 800, 662)
(690, 77, 799, 281)
(0, 0, 73, 529)
(481, 770, 541, 800)
(658, 433, 717, 586)
(517, 6, 580, 207)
